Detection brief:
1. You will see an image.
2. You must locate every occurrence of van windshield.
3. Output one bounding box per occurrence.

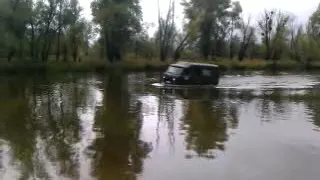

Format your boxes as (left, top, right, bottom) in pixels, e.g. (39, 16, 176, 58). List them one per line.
(166, 66, 184, 75)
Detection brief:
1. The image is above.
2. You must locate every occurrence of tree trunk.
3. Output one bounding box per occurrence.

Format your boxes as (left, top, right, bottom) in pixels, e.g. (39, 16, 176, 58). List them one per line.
(215, 40, 222, 58)
(173, 51, 180, 61)
(19, 39, 23, 60)
(73, 50, 77, 62)
(229, 43, 234, 59)
(7, 49, 15, 62)
(56, 31, 61, 61)
(105, 27, 114, 63)
(238, 36, 252, 61)
(63, 42, 68, 62)
(200, 12, 212, 60)
(229, 22, 234, 60)
(265, 33, 271, 60)
(56, 1, 63, 61)
(41, 44, 47, 62)
(42, 30, 49, 62)
(211, 44, 216, 60)
(34, 32, 43, 61)
(106, 41, 114, 63)
(238, 46, 245, 61)
(45, 36, 54, 62)
(73, 43, 78, 62)
(160, 46, 166, 62)
(201, 34, 211, 59)
(173, 34, 189, 61)
(30, 22, 35, 59)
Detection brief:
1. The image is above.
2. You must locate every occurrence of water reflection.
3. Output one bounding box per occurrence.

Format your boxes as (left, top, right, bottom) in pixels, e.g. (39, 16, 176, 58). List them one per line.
(222, 87, 320, 127)
(88, 72, 152, 180)
(171, 89, 239, 159)
(182, 100, 228, 159)
(0, 76, 38, 179)
(0, 73, 151, 179)
(2, 72, 320, 179)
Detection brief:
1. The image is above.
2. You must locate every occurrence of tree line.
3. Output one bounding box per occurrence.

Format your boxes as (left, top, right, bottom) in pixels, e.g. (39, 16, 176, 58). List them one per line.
(0, 0, 92, 62)
(1, 0, 320, 65)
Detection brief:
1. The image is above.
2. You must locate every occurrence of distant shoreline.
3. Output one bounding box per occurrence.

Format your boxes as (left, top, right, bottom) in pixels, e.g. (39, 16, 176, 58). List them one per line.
(0, 59, 319, 74)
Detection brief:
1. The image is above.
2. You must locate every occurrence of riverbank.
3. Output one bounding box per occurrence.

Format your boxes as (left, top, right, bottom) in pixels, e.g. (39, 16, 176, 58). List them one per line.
(0, 58, 320, 74)
(0, 60, 170, 74)
(193, 59, 320, 71)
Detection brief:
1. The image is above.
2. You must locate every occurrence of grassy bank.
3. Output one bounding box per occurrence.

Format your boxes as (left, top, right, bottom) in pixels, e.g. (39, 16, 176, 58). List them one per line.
(1, 58, 320, 74)
(0, 59, 171, 74)
(184, 59, 320, 71)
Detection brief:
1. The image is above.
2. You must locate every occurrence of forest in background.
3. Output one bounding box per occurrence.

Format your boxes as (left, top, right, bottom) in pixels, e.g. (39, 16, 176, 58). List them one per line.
(1, 0, 320, 70)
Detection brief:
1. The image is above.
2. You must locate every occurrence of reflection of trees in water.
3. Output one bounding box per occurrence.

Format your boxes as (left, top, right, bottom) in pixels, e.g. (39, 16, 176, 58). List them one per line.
(302, 91, 320, 129)
(154, 88, 239, 159)
(223, 89, 290, 123)
(0, 143, 2, 171)
(0, 74, 94, 179)
(181, 100, 229, 159)
(0, 73, 152, 180)
(32, 76, 82, 179)
(157, 92, 176, 153)
(223, 88, 320, 129)
(228, 102, 239, 129)
(88, 73, 152, 180)
(256, 90, 288, 123)
(0, 77, 39, 179)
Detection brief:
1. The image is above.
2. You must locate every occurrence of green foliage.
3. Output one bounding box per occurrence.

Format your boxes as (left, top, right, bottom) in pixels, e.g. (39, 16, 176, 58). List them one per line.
(299, 35, 320, 65)
(238, 16, 255, 61)
(257, 10, 292, 60)
(155, 0, 177, 61)
(0, 0, 93, 63)
(91, 0, 143, 62)
(182, 0, 244, 59)
(309, 4, 320, 36)
(1, 0, 320, 71)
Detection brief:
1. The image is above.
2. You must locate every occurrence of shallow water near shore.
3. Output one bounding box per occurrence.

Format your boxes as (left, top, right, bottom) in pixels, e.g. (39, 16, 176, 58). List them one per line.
(1, 71, 320, 180)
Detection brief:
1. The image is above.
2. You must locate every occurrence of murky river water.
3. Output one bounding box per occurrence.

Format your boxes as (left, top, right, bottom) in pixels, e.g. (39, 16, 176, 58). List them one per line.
(1, 71, 320, 180)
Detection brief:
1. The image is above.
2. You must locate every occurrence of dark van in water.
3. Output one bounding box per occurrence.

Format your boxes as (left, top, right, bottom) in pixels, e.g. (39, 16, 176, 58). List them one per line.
(162, 62, 220, 86)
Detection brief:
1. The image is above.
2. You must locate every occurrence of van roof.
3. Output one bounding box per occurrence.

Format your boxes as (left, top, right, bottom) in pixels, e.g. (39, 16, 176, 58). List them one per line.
(171, 61, 219, 68)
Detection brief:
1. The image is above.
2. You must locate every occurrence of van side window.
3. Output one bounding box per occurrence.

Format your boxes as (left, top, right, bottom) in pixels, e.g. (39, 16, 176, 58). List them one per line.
(183, 68, 190, 75)
(202, 69, 212, 77)
(194, 67, 202, 76)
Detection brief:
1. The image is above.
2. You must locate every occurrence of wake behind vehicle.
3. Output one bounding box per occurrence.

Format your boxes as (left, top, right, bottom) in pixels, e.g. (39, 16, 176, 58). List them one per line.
(161, 62, 220, 87)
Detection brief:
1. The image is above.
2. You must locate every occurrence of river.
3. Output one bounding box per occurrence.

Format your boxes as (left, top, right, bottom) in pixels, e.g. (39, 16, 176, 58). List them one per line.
(1, 71, 320, 180)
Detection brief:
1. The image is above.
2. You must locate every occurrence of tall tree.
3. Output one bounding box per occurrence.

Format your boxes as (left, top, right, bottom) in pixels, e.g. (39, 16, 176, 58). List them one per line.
(173, 32, 189, 61)
(238, 16, 255, 61)
(270, 11, 291, 60)
(55, 0, 67, 61)
(228, 1, 242, 59)
(67, 0, 83, 62)
(157, 0, 176, 61)
(39, 0, 59, 62)
(289, 22, 303, 61)
(309, 3, 320, 37)
(258, 10, 291, 61)
(258, 10, 275, 60)
(2, 0, 33, 62)
(182, 0, 231, 59)
(91, 0, 142, 62)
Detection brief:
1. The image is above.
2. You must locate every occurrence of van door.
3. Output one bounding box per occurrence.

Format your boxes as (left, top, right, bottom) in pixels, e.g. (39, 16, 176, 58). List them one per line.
(193, 66, 203, 85)
(200, 68, 214, 85)
(181, 68, 191, 84)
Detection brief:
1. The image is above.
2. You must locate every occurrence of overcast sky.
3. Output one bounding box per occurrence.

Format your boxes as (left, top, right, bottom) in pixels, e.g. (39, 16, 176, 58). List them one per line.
(80, 0, 320, 34)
